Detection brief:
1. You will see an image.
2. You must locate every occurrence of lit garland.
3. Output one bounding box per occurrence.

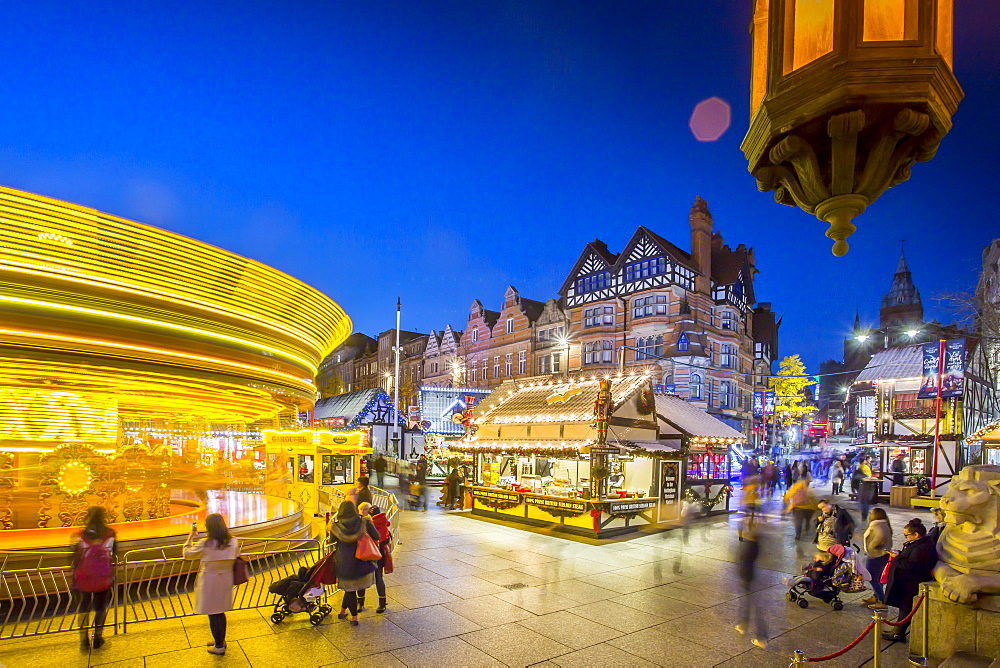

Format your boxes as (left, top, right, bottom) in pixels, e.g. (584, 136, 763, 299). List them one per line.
(965, 419, 1000, 445)
(684, 485, 733, 508)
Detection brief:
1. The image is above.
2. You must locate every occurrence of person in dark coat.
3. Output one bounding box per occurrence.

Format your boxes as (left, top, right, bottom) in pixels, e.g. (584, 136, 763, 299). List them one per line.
(890, 454, 907, 486)
(329, 501, 380, 625)
(882, 518, 937, 642)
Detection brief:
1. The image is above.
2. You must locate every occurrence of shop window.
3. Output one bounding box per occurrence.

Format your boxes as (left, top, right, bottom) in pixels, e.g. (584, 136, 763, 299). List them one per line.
(322, 455, 354, 486)
(298, 454, 314, 483)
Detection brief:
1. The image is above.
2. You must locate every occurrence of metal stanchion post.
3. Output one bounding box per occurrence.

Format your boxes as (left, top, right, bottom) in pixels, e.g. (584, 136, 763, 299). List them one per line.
(872, 609, 883, 668)
(921, 582, 930, 660)
(789, 649, 807, 666)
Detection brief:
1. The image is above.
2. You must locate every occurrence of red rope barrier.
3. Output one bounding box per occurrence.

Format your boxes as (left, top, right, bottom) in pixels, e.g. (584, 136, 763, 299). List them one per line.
(879, 594, 926, 627)
(805, 620, 876, 662)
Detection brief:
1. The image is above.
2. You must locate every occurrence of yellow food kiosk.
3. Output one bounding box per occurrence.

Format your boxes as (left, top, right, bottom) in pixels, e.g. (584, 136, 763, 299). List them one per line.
(261, 429, 371, 516)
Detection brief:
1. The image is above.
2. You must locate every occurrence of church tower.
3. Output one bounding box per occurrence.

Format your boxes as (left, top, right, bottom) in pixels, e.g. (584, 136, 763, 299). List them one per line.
(879, 249, 924, 337)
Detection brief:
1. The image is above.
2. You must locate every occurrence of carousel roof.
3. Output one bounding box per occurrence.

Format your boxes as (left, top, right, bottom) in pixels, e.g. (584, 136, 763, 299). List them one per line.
(654, 394, 745, 441)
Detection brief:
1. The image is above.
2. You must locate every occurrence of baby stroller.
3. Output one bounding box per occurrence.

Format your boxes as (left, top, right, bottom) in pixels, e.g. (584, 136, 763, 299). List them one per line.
(786, 544, 860, 611)
(268, 552, 335, 626)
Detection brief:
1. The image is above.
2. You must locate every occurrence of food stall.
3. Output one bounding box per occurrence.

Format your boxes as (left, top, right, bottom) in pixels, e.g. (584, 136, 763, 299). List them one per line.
(966, 420, 1000, 466)
(653, 394, 745, 513)
(261, 429, 371, 516)
(458, 373, 743, 539)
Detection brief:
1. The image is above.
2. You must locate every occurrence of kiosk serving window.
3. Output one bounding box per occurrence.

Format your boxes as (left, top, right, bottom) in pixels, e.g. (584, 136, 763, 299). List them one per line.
(298, 454, 315, 483)
(322, 454, 354, 485)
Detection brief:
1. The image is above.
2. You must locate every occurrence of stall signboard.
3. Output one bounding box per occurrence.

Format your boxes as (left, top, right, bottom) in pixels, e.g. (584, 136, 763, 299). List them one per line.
(418, 387, 491, 436)
(472, 488, 521, 504)
(919, 338, 966, 399)
(660, 461, 680, 503)
(588, 445, 622, 454)
(609, 499, 656, 513)
(524, 495, 587, 513)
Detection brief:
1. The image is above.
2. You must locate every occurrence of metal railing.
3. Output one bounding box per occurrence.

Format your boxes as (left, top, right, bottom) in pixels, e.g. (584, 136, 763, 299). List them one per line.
(2, 489, 401, 641)
(0, 550, 117, 640)
(120, 538, 324, 632)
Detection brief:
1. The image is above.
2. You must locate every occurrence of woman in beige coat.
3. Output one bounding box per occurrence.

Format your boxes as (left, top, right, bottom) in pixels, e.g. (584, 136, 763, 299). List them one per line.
(861, 508, 893, 609)
(184, 514, 239, 655)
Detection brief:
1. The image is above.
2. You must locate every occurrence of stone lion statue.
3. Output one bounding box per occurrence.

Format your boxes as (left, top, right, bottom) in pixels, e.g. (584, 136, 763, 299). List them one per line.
(934, 465, 1000, 604)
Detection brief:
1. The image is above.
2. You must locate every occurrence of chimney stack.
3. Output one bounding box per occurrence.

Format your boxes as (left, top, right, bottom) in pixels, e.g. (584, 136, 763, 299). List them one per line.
(689, 196, 713, 294)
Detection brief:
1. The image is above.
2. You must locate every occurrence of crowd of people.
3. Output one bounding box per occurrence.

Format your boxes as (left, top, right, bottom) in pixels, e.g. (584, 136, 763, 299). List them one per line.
(735, 450, 944, 647)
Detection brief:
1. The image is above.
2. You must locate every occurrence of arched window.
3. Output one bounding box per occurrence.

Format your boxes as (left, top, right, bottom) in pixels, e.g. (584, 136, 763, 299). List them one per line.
(690, 373, 703, 400)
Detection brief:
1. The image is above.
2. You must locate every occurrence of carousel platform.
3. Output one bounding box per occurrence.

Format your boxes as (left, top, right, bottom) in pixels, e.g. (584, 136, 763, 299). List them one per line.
(1, 490, 309, 553)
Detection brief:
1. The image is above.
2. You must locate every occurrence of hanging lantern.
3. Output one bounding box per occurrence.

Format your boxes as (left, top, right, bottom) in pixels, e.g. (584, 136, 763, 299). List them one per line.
(742, 0, 962, 256)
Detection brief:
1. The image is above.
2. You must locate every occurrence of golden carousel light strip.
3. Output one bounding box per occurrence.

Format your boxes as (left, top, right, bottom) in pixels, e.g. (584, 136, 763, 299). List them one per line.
(0, 328, 316, 391)
(0, 294, 319, 371)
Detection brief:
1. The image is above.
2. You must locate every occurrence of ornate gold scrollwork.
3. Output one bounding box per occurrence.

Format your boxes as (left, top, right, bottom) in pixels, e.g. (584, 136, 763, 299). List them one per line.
(0, 453, 14, 530)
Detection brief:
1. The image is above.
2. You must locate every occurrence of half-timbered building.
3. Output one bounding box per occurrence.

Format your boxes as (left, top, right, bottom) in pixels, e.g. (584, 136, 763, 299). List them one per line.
(557, 197, 759, 433)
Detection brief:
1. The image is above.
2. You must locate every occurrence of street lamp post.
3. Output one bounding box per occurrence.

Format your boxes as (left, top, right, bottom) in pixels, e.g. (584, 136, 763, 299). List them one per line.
(743, 0, 961, 256)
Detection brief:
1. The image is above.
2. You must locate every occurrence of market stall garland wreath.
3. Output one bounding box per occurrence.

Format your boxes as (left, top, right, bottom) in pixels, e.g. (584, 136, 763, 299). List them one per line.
(684, 485, 733, 508)
(636, 388, 655, 416)
(476, 497, 521, 511)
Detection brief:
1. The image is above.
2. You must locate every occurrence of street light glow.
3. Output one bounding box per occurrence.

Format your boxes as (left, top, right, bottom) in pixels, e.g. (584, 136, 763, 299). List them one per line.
(905, 329, 920, 338)
(855, 334, 870, 343)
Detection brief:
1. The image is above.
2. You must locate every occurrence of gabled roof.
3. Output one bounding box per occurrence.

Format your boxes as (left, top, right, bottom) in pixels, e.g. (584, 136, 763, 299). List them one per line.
(662, 323, 709, 358)
(519, 297, 546, 323)
(314, 388, 383, 420)
(557, 239, 620, 296)
(632, 226, 695, 271)
(855, 345, 923, 382)
(654, 395, 745, 440)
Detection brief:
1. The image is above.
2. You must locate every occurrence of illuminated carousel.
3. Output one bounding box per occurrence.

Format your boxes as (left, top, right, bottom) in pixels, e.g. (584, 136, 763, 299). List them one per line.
(0, 185, 352, 551)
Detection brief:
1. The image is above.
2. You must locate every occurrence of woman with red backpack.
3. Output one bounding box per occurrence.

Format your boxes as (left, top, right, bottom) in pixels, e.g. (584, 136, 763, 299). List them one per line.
(72, 506, 117, 650)
(184, 514, 240, 655)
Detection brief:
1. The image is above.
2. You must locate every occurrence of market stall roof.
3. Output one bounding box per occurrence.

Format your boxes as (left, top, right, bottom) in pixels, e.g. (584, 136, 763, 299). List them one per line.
(654, 394, 745, 442)
(855, 345, 923, 383)
(472, 373, 650, 425)
(313, 388, 404, 427)
(967, 418, 1000, 444)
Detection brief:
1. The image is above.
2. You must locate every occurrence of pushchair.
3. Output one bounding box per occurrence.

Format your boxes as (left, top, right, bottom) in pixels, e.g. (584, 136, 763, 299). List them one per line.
(786, 543, 861, 611)
(267, 552, 335, 625)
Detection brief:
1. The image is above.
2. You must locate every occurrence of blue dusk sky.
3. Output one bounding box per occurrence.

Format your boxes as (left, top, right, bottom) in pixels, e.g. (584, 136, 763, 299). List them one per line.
(1, 1, 998, 370)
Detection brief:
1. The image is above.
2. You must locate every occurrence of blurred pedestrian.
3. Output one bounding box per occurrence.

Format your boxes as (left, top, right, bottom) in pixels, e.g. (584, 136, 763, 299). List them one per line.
(890, 454, 906, 486)
(734, 512, 768, 649)
(184, 514, 239, 655)
(784, 477, 817, 540)
(73, 506, 117, 651)
(815, 498, 855, 550)
(830, 459, 845, 495)
(348, 476, 373, 507)
(373, 454, 387, 490)
(862, 508, 893, 609)
(329, 501, 380, 625)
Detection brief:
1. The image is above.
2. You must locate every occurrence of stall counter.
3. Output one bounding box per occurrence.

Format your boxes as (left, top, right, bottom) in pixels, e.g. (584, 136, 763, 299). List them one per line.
(466, 486, 674, 539)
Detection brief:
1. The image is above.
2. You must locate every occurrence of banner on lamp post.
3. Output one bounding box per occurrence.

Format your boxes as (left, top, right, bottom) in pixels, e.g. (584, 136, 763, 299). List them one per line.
(763, 390, 775, 416)
(753, 391, 764, 417)
(918, 338, 966, 399)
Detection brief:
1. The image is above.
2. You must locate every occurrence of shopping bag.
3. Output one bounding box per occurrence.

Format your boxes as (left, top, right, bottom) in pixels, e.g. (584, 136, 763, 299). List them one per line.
(356, 534, 381, 561)
(232, 556, 250, 586)
(880, 554, 895, 585)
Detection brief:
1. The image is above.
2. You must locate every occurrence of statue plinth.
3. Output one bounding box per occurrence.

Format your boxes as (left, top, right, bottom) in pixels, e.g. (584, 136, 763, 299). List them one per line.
(910, 583, 1000, 664)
